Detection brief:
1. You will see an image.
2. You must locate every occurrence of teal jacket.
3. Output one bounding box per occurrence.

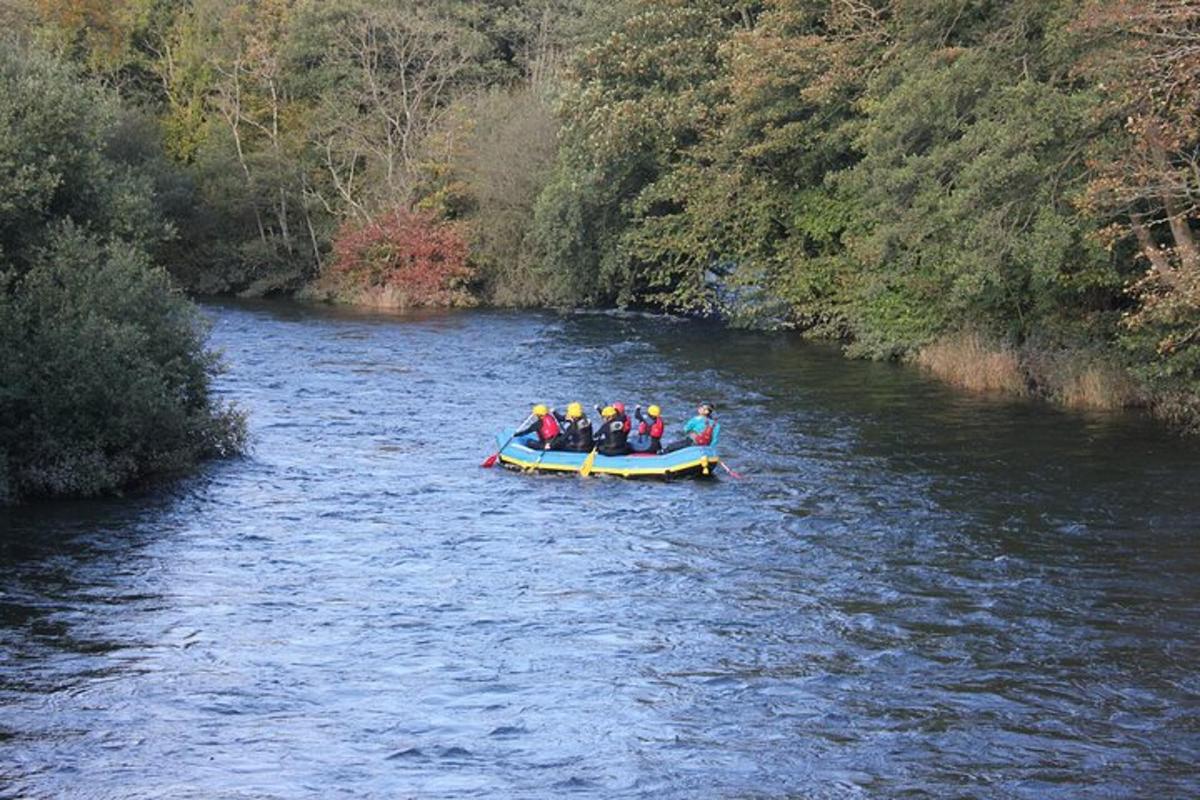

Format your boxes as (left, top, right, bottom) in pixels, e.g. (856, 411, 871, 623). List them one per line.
(683, 415, 719, 445)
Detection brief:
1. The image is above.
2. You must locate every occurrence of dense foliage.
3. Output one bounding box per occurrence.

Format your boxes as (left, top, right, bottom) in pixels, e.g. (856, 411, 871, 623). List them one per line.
(321, 210, 472, 308)
(0, 42, 244, 504)
(15, 0, 1200, 429)
(531, 0, 1200, 425)
(22, 0, 608, 298)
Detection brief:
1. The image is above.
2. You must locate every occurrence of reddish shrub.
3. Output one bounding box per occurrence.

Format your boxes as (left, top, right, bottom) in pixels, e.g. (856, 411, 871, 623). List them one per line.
(327, 210, 472, 307)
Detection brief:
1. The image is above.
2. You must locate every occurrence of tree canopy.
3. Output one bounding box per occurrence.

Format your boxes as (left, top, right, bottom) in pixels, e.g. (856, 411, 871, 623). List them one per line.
(12, 0, 1200, 431)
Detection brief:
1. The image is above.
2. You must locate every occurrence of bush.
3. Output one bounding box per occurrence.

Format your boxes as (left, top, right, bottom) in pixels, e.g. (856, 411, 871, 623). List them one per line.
(0, 42, 246, 505)
(0, 226, 246, 502)
(1024, 347, 1142, 411)
(458, 88, 560, 306)
(0, 38, 165, 268)
(319, 209, 473, 308)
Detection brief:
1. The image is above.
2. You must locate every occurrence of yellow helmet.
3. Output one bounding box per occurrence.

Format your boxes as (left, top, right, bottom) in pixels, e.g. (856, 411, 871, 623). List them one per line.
(601, 405, 616, 418)
(566, 402, 583, 419)
(647, 404, 661, 417)
(532, 404, 548, 416)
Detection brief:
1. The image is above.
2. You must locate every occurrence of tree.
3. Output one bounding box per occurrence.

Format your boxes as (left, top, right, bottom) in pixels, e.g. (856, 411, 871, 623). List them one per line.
(0, 33, 167, 270)
(0, 41, 244, 503)
(1074, 1, 1200, 386)
(831, 0, 1117, 355)
(621, 0, 883, 326)
(532, 0, 750, 307)
(311, 0, 485, 219)
(458, 87, 560, 304)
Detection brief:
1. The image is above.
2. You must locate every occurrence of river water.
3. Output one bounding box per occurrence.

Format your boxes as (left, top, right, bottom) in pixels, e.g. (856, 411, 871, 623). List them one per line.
(1, 300, 1198, 799)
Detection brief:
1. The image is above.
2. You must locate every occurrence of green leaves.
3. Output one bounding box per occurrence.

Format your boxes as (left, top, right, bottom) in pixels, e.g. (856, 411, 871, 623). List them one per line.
(534, 0, 747, 310)
(0, 43, 245, 504)
(1, 224, 246, 502)
(837, 5, 1116, 352)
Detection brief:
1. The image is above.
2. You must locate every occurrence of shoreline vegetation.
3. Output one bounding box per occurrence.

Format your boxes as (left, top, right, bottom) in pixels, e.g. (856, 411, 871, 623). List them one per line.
(0, 36, 247, 507)
(2, 1, 1197, 500)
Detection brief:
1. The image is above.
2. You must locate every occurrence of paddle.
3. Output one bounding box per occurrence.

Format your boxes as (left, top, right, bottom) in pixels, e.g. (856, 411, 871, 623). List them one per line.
(481, 413, 534, 468)
(525, 443, 551, 473)
(579, 448, 598, 477)
(718, 461, 744, 480)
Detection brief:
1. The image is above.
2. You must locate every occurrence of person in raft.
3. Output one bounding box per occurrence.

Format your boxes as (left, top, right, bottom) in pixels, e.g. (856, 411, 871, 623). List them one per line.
(601, 401, 630, 435)
(552, 402, 594, 452)
(593, 405, 631, 456)
(630, 404, 665, 453)
(660, 402, 717, 453)
(513, 404, 561, 450)
(594, 401, 630, 443)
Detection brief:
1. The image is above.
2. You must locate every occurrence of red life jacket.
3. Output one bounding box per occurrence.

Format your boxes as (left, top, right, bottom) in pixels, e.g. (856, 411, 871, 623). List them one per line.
(692, 419, 715, 446)
(638, 416, 664, 439)
(538, 414, 560, 441)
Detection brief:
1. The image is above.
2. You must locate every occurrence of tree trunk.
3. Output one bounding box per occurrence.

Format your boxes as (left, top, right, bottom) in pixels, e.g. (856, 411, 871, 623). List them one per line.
(222, 64, 267, 245)
(299, 173, 324, 275)
(1148, 122, 1200, 271)
(278, 187, 293, 254)
(1131, 213, 1175, 282)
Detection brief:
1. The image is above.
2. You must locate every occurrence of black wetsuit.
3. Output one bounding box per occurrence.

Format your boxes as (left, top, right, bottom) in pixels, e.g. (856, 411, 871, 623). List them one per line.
(552, 411, 594, 452)
(593, 416, 630, 456)
(593, 406, 632, 455)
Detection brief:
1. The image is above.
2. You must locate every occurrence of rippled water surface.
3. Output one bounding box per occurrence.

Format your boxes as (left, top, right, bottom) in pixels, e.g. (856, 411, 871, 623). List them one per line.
(2, 301, 1199, 799)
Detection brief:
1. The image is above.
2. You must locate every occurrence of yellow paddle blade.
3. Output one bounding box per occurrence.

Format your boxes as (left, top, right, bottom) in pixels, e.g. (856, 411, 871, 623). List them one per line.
(579, 448, 598, 477)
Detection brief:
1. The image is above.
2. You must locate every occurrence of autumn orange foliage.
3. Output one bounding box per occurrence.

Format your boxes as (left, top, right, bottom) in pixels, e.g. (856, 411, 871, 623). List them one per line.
(327, 210, 472, 308)
(1074, 4, 1200, 290)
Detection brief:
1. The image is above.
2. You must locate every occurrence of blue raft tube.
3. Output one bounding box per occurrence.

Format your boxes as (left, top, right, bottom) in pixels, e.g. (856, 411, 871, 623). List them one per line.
(493, 425, 721, 479)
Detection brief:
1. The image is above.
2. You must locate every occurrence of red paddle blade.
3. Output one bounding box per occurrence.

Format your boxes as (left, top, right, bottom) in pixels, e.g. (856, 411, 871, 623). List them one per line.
(481, 452, 499, 468)
(719, 462, 743, 480)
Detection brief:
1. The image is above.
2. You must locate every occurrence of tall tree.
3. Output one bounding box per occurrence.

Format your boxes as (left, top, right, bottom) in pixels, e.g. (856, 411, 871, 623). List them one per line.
(533, 0, 751, 306)
(310, 0, 485, 219)
(1075, 1, 1200, 377)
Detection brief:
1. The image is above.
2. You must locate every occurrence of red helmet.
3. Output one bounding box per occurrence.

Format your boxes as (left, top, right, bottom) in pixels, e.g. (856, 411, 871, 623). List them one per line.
(613, 402, 626, 415)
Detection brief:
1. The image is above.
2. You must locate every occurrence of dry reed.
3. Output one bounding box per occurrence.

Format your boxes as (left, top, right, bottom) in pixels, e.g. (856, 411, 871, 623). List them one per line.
(915, 332, 1027, 395)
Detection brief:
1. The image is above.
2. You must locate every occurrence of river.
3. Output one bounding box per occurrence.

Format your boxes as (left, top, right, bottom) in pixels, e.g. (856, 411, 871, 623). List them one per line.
(1, 300, 1198, 799)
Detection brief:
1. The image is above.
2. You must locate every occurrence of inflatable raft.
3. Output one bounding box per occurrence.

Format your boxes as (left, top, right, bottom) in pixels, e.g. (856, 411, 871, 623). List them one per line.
(494, 428, 720, 479)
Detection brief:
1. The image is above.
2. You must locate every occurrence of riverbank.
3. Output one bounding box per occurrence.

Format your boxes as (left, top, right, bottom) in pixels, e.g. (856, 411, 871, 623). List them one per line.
(908, 331, 1200, 437)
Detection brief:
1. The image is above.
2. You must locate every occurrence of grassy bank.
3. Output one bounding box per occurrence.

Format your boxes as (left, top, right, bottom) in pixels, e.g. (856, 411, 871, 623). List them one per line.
(913, 331, 1162, 421)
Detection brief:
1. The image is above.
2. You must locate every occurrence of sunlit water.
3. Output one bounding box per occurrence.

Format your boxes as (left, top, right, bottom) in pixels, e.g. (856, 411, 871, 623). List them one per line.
(2, 300, 1198, 799)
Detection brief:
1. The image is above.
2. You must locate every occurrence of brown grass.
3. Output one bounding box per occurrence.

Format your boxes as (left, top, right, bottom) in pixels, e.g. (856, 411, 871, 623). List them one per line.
(1057, 364, 1141, 410)
(349, 285, 413, 310)
(298, 281, 476, 311)
(1152, 390, 1200, 434)
(1025, 351, 1143, 411)
(915, 333, 1027, 395)
(918, 333, 1146, 410)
